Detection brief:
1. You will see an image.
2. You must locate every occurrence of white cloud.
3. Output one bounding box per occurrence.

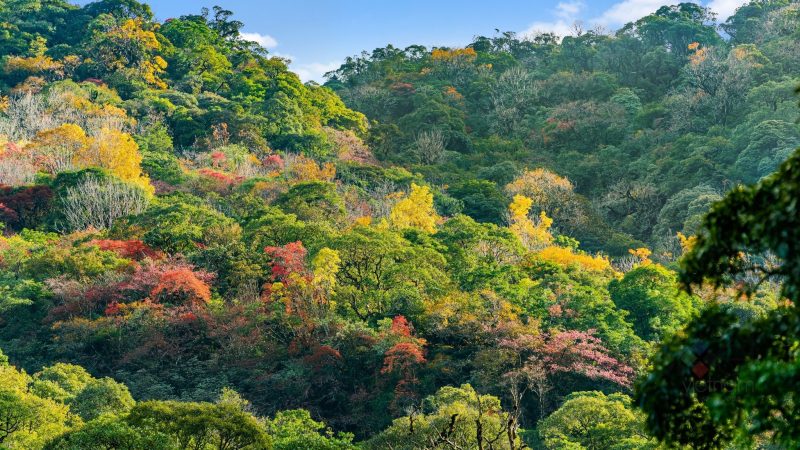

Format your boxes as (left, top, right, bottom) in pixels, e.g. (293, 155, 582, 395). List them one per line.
(237, 31, 339, 83)
(293, 61, 341, 83)
(240, 32, 278, 49)
(556, 1, 585, 19)
(590, 0, 748, 27)
(522, 20, 575, 37)
(592, 0, 679, 26)
(522, 1, 585, 37)
(706, 0, 748, 21)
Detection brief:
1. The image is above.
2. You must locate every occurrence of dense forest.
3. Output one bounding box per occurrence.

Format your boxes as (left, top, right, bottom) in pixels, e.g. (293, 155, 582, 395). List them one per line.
(0, 0, 798, 448)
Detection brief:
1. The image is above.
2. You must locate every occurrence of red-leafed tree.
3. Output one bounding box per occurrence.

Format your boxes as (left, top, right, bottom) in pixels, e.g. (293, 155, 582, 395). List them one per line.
(197, 168, 242, 189)
(46, 276, 125, 320)
(0, 184, 53, 230)
(150, 267, 213, 306)
(262, 241, 329, 318)
(542, 329, 634, 387)
(121, 260, 214, 302)
(381, 316, 427, 412)
(381, 342, 426, 375)
(262, 154, 284, 170)
(89, 239, 160, 260)
(264, 241, 308, 281)
(389, 315, 413, 337)
(304, 344, 343, 372)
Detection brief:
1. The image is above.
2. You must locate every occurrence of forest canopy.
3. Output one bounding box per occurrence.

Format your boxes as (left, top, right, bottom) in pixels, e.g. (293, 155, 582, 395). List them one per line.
(0, 0, 798, 448)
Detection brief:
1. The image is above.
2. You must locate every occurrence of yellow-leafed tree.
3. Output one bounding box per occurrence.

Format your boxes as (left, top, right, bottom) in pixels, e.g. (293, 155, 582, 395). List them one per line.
(26, 124, 90, 173)
(508, 194, 553, 251)
(536, 246, 613, 273)
(389, 183, 440, 233)
(312, 247, 341, 290)
(74, 127, 152, 193)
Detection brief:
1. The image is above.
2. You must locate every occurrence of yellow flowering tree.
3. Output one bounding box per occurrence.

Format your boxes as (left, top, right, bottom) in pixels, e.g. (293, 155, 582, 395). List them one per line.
(26, 124, 90, 173)
(74, 128, 152, 193)
(536, 246, 613, 273)
(389, 183, 440, 233)
(87, 18, 167, 89)
(312, 247, 341, 291)
(628, 247, 652, 266)
(508, 194, 553, 251)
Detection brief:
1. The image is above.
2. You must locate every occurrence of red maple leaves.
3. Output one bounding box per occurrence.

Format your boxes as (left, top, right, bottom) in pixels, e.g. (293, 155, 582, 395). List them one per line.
(90, 239, 160, 260)
(150, 267, 213, 306)
(264, 241, 308, 281)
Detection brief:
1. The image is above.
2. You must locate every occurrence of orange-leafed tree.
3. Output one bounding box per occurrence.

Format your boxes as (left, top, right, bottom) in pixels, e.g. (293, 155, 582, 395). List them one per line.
(380, 315, 427, 411)
(150, 267, 213, 306)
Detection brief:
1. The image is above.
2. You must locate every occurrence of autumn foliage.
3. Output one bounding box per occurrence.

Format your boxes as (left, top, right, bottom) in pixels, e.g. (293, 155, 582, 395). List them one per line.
(388, 183, 440, 233)
(542, 329, 634, 387)
(1, 0, 775, 446)
(150, 267, 213, 306)
(89, 239, 159, 260)
(265, 241, 308, 281)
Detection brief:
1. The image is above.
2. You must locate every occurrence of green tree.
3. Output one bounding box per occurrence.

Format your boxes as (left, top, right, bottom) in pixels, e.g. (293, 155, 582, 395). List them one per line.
(30, 363, 93, 404)
(274, 181, 345, 224)
(127, 400, 272, 450)
(266, 409, 356, 450)
(636, 147, 800, 448)
(448, 180, 508, 225)
(0, 362, 69, 448)
(44, 415, 175, 450)
(537, 391, 655, 450)
(329, 225, 448, 321)
(119, 193, 238, 254)
(71, 377, 135, 421)
(609, 264, 697, 341)
(365, 384, 524, 450)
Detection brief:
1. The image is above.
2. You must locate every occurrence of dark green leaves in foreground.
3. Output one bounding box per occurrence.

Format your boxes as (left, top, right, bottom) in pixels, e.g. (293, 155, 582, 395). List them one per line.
(638, 148, 800, 448)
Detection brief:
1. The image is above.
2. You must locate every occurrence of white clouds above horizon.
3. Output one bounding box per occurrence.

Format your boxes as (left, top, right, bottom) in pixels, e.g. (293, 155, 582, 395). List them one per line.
(293, 61, 342, 83)
(706, 0, 747, 20)
(240, 32, 278, 49)
(556, 0, 586, 19)
(238, 32, 336, 82)
(521, 0, 748, 38)
(244, 0, 749, 84)
(522, 1, 585, 37)
(591, 0, 679, 26)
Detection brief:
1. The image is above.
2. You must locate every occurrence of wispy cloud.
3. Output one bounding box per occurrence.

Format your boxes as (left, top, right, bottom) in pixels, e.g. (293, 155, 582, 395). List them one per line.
(591, 0, 748, 26)
(293, 61, 341, 83)
(238, 31, 337, 83)
(591, 0, 678, 26)
(555, 1, 585, 20)
(240, 32, 278, 49)
(522, 1, 585, 37)
(706, 0, 747, 21)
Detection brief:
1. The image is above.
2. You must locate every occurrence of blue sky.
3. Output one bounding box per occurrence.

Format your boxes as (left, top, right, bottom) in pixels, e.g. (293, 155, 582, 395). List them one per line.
(118, 0, 748, 81)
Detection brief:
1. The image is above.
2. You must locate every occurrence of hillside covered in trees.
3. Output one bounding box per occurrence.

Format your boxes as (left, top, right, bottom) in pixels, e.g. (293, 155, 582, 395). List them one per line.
(0, 0, 798, 448)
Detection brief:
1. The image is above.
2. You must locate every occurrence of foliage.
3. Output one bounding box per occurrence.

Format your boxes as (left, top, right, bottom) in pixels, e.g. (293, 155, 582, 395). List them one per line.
(267, 409, 356, 450)
(508, 194, 553, 251)
(389, 183, 440, 233)
(537, 391, 655, 450)
(127, 400, 272, 449)
(0, 363, 69, 448)
(0, 0, 797, 447)
(365, 384, 524, 450)
(609, 264, 697, 340)
(636, 147, 800, 449)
